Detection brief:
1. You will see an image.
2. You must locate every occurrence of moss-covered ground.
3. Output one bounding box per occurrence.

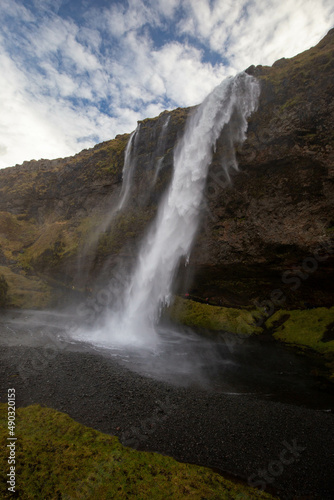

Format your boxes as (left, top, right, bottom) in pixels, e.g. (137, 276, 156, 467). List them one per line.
(168, 298, 334, 381)
(266, 307, 334, 381)
(0, 404, 275, 500)
(167, 297, 263, 335)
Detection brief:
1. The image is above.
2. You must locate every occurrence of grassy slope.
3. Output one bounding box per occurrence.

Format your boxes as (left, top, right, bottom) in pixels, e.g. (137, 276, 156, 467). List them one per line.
(0, 134, 130, 307)
(0, 404, 275, 500)
(258, 28, 334, 89)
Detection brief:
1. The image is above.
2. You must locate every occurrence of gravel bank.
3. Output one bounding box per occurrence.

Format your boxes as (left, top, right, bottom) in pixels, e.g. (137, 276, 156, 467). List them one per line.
(0, 315, 333, 499)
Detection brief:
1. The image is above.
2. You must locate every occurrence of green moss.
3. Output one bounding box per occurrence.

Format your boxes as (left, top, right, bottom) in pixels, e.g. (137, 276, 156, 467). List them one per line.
(0, 404, 275, 499)
(170, 106, 192, 124)
(257, 31, 334, 98)
(18, 215, 106, 271)
(0, 266, 50, 309)
(0, 212, 38, 260)
(19, 222, 69, 269)
(266, 308, 334, 380)
(93, 134, 129, 176)
(278, 96, 303, 113)
(167, 297, 263, 335)
(266, 307, 334, 352)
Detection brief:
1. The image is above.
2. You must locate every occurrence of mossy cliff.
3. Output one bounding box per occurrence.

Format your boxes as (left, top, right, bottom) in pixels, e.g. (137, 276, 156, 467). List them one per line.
(168, 297, 334, 381)
(167, 297, 263, 336)
(266, 307, 334, 381)
(0, 30, 333, 310)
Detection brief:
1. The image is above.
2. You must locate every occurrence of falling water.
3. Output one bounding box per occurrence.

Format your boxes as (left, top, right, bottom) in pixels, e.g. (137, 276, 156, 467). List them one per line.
(73, 125, 140, 285)
(152, 115, 171, 184)
(117, 123, 141, 211)
(100, 72, 260, 346)
(77, 72, 259, 348)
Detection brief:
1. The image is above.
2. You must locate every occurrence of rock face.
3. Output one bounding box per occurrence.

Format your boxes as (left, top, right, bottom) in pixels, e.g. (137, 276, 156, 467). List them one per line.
(0, 30, 333, 309)
(186, 29, 334, 307)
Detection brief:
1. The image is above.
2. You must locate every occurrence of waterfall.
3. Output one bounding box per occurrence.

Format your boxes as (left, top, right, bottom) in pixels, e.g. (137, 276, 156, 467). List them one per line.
(117, 123, 141, 211)
(152, 115, 171, 184)
(99, 72, 260, 346)
(73, 125, 141, 286)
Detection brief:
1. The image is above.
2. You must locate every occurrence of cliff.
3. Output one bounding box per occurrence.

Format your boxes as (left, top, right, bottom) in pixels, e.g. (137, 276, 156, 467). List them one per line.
(0, 30, 333, 309)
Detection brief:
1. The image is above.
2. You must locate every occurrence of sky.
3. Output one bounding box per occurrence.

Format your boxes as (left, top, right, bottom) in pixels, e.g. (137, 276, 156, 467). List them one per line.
(0, 0, 333, 169)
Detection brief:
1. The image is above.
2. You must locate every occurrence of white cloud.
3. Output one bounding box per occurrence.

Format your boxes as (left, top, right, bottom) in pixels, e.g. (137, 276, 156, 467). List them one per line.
(92, 0, 159, 39)
(154, 0, 181, 19)
(0, 0, 34, 22)
(0, 36, 141, 167)
(0, 0, 333, 168)
(0, 52, 74, 165)
(152, 42, 227, 106)
(178, 0, 334, 70)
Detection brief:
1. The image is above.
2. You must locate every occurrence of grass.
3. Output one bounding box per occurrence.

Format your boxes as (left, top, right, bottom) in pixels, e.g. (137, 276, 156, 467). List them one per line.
(92, 134, 129, 176)
(0, 404, 275, 500)
(20, 221, 69, 267)
(0, 132, 130, 285)
(266, 307, 334, 380)
(258, 30, 334, 89)
(167, 297, 263, 335)
(0, 212, 38, 261)
(0, 266, 50, 309)
(19, 216, 105, 270)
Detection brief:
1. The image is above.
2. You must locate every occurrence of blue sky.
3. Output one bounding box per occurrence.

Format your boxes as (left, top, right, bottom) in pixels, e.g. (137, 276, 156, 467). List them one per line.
(0, 0, 333, 168)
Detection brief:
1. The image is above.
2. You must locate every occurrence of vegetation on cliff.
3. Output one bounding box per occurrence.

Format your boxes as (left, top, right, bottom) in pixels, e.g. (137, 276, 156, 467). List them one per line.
(0, 404, 275, 499)
(0, 106, 191, 307)
(0, 274, 8, 308)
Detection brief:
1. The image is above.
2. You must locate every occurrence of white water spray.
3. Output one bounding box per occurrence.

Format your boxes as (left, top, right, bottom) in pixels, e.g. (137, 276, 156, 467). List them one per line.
(93, 73, 259, 347)
(74, 124, 141, 285)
